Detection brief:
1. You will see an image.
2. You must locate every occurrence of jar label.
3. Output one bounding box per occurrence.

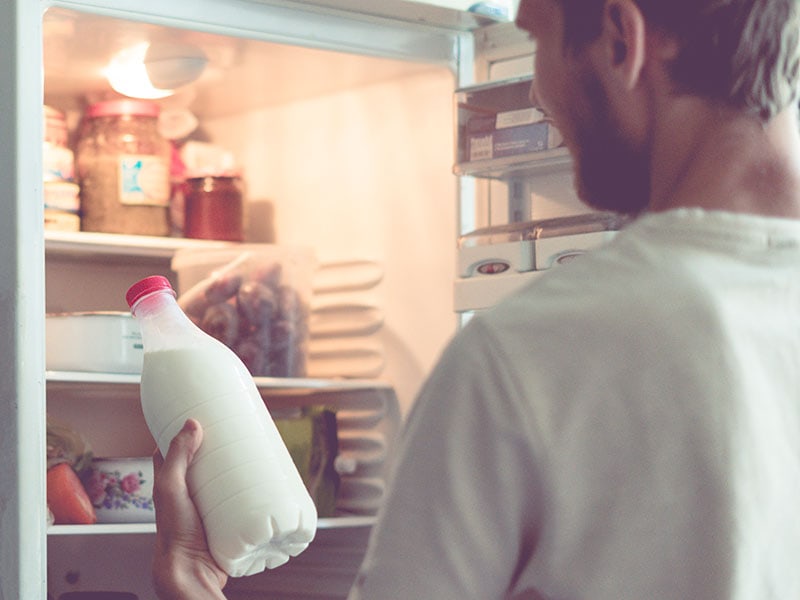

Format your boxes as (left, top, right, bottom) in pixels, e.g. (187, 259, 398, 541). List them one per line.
(118, 155, 169, 206)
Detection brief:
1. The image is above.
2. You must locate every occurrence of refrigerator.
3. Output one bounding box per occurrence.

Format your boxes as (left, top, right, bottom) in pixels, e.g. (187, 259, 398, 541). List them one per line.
(0, 0, 588, 598)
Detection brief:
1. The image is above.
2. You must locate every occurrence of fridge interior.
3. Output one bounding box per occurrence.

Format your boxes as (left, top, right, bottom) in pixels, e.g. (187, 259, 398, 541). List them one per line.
(43, 5, 465, 599)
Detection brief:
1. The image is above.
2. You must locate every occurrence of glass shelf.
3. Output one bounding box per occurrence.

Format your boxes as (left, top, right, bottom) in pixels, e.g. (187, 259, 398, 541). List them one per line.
(48, 516, 376, 536)
(44, 230, 235, 260)
(46, 370, 391, 392)
(45, 371, 393, 411)
(454, 146, 572, 179)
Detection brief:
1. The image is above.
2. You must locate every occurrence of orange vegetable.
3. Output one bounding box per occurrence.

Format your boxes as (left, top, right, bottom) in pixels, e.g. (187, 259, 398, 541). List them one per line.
(47, 462, 97, 525)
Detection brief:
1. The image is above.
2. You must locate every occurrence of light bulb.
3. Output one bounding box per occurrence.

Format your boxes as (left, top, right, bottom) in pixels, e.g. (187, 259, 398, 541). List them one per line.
(104, 42, 174, 99)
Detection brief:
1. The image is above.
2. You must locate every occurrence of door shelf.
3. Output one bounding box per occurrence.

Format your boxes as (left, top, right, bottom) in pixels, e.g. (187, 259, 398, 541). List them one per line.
(454, 75, 572, 180)
(453, 147, 572, 180)
(48, 515, 376, 537)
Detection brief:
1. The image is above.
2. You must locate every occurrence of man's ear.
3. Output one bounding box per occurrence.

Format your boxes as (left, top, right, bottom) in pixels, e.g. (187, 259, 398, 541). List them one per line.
(597, 0, 647, 91)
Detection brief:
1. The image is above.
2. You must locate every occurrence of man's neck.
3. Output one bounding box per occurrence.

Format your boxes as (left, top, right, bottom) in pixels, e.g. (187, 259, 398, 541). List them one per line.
(648, 101, 800, 219)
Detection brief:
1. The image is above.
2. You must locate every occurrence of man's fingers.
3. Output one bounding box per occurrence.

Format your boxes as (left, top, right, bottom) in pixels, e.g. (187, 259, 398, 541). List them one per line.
(154, 419, 203, 497)
(168, 418, 203, 467)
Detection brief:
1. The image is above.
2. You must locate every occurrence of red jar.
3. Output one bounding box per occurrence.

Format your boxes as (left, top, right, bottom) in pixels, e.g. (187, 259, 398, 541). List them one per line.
(183, 176, 244, 242)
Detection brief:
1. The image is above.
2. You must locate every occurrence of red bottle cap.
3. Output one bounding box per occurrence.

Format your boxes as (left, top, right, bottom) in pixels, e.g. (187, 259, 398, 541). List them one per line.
(126, 275, 176, 308)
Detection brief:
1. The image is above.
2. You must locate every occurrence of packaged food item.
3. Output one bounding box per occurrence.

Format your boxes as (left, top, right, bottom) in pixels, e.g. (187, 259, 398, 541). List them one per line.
(76, 100, 170, 236)
(44, 208, 80, 232)
(44, 105, 68, 147)
(126, 275, 317, 577)
(44, 181, 80, 212)
(171, 246, 314, 378)
(46, 417, 96, 526)
(43, 105, 79, 231)
(274, 407, 339, 518)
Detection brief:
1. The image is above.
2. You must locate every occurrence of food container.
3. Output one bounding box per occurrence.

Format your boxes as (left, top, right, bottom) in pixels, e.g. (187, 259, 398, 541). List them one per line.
(44, 105, 68, 147)
(44, 180, 80, 212)
(183, 175, 244, 241)
(458, 212, 628, 277)
(83, 457, 154, 524)
(43, 143, 75, 182)
(44, 208, 81, 232)
(45, 312, 143, 374)
(171, 245, 315, 377)
(43, 105, 79, 231)
(76, 99, 170, 236)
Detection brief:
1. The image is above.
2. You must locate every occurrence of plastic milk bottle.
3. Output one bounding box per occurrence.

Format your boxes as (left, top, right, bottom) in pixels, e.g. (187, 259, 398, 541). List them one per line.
(126, 275, 317, 577)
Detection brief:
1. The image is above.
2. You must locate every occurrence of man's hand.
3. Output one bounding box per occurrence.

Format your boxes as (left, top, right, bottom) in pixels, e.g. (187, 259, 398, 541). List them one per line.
(152, 418, 229, 600)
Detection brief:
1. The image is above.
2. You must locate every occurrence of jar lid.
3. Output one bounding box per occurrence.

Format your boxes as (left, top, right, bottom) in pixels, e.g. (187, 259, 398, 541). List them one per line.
(86, 99, 160, 119)
(125, 275, 176, 308)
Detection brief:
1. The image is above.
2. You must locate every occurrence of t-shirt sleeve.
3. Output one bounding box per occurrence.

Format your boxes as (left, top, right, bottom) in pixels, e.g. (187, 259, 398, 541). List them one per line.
(348, 318, 545, 599)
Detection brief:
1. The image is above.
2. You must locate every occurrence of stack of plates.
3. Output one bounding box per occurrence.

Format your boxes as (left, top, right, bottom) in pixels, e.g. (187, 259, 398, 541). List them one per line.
(307, 260, 385, 379)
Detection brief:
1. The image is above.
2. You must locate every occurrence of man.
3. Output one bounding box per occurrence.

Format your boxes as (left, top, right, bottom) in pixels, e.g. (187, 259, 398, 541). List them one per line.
(152, 0, 800, 598)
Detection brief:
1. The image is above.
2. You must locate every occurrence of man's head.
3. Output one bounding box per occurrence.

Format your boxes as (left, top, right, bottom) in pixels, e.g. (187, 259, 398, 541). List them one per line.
(515, 0, 800, 215)
(556, 0, 800, 121)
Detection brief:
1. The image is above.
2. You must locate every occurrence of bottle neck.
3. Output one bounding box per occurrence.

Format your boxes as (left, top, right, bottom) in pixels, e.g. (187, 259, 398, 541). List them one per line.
(131, 289, 202, 352)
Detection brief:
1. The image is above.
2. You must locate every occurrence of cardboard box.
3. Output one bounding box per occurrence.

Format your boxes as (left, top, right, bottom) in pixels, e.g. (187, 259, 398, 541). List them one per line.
(468, 121, 556, 162)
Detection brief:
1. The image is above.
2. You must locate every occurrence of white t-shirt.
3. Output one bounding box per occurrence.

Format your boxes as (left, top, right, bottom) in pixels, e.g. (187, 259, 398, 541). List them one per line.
(348, 208, 800, 600)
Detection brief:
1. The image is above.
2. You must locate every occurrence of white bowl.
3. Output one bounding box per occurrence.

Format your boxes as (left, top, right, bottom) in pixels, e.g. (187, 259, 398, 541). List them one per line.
(84, 457, 155, 524)
(46, 311, 143, 374)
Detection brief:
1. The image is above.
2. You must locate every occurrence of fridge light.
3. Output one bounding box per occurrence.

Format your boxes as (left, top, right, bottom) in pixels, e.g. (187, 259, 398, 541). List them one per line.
(144, 41, 208, 90)
(104, 42, 207, 100)
(104, 43, 175, 99)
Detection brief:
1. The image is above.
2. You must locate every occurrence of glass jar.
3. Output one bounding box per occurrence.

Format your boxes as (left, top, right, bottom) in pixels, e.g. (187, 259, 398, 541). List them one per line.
(183, 176, 244, 242)
(76, 100, 170, 236)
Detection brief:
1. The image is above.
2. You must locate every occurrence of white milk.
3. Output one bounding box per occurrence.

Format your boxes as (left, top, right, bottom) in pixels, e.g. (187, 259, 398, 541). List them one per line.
(128, 276, 317, 577)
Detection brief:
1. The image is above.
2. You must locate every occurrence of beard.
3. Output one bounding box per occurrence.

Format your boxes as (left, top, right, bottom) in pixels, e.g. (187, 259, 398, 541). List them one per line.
(569, 77, 651, 216)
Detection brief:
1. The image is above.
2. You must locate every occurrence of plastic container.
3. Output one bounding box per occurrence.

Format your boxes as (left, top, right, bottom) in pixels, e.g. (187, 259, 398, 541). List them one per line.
(171, 245, 314, 377)
(45, 311, 143, 374)
(76, 100, 170, 236)
(126, 275, 317, 577)
(183, 175, 244, 241)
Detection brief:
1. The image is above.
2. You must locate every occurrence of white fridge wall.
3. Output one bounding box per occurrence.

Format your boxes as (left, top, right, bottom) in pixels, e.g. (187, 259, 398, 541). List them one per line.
(205, 67, 459, 416)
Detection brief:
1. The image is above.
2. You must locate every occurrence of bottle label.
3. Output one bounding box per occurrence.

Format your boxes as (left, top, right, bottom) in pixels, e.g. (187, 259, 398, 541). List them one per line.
(118, 154, 169, 206)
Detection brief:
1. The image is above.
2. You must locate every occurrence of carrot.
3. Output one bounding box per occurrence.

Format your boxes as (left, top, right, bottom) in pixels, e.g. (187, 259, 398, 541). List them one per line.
(47, 462, 97, 525)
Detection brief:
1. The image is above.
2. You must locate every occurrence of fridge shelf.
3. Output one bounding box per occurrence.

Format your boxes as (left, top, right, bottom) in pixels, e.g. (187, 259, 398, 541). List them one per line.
(454, 74, 572, 180)
(45, 230, 236, 261)
(46, 370, 393, 397)
(453, 147, 572, 180)
(47, 516, 376, 537)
